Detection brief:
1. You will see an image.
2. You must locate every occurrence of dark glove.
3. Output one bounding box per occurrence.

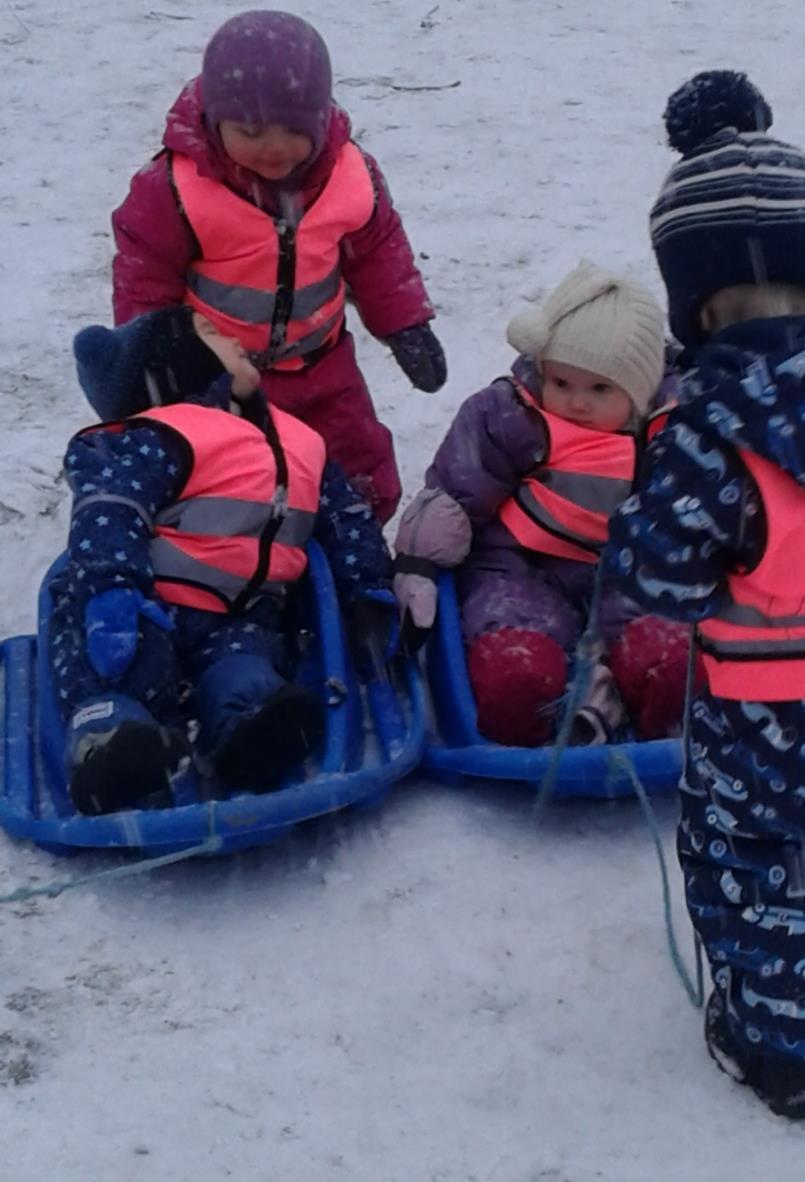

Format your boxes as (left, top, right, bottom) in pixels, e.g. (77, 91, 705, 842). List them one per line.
(386, 324, 447, 392)
(85, 588, 174, 680)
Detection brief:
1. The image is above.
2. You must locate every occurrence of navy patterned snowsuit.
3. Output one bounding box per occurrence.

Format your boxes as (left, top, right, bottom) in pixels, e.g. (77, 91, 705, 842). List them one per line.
(50, 395, 391, 738)
(606, 317, 805, 1067)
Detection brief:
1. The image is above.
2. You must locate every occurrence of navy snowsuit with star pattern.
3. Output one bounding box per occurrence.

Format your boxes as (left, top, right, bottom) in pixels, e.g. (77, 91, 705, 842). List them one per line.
(49, 414, 391, 735)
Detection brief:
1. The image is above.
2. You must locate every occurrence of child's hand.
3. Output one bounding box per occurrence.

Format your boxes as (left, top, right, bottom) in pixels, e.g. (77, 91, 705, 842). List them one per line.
(192, 314, 261, 398)
(386, 324, 447, 392)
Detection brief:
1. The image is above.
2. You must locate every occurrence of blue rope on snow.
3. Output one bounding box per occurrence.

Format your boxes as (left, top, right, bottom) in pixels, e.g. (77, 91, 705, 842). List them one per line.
(0, 803, 223, 905)
(608, 750, 704, 1009)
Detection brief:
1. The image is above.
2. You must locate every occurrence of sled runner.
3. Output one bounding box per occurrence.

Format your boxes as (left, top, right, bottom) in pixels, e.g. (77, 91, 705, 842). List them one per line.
(422, 572, 683, 798)
(0, 542, 426, 855)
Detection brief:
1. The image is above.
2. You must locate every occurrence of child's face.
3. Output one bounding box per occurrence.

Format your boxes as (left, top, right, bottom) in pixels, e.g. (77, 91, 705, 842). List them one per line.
(218, 121, 313, 180)
(540, 360, 634, 432)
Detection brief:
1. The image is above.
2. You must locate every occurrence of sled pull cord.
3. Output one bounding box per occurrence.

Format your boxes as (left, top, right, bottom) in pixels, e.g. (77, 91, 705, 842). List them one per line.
(533, 563, 704, 1009)
(0, 803, 223, 906)
(533, 561, 605, 818)
(608, 750, 705, 1009)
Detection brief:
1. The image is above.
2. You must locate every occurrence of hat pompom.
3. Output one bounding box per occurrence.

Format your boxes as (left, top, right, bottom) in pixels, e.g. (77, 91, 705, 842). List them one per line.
(506, 310, 551, 358)
(664, 70, 772, 156)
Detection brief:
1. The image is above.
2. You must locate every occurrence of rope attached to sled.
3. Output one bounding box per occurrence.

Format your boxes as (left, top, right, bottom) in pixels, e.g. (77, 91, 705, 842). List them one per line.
(607, 751, 705, 1008)
(533, 563, 705, 1009)
(533, 562, 605, 819)
(0, 803, 223, 905)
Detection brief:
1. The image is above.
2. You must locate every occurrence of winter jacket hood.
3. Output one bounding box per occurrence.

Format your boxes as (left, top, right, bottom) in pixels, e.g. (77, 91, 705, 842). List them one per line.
(677, 316, 805, 485)
(163, 77, 352, 203)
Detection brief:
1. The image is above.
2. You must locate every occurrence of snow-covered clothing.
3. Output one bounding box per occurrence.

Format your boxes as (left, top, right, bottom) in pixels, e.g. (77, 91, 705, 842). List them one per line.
(605, 316, 805, 1074)
(395, 356, 692, 744)
(111, 80, 441, 520)
(51, 389, 392, 808)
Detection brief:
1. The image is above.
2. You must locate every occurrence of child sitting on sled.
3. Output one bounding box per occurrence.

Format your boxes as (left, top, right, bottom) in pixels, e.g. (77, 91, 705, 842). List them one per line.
(394, 260, 694, 746)
(109, 8, 446, 523)
(51, 307, 394, 816)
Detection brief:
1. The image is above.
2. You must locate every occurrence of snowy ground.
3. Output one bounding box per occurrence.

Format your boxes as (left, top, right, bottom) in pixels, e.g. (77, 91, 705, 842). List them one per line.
(2, 0, 805, 1177)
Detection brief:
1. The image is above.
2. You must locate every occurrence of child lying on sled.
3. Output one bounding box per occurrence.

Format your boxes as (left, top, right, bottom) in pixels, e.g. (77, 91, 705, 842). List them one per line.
(51, 308, 394, 815)
(394, 261, 695, 746)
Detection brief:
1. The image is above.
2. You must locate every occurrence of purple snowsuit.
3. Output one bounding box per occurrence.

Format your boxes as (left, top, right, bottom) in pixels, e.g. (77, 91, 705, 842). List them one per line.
(424, 358, 638, 649)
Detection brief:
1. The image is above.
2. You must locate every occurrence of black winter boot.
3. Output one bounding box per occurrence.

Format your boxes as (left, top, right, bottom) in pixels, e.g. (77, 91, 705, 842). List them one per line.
(212, 685, 325, 792)
(70, 722, 191, 816)
(705, 990, 805, 1119)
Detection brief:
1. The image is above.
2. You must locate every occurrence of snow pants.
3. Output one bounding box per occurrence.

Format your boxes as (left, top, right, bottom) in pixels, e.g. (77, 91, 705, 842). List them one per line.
(49, 575, 292, 755)
(680, 690, 805, 1066)
(261, 330, 401, 523)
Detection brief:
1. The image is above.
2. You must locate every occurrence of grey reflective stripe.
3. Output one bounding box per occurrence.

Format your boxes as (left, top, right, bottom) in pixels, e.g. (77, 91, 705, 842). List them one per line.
(270, 311, 343, 361)
(72, 493, 153, 531)
(515, 485, 602, 552)
(275, 509, 316, 547)
(535, 469, 633, 515)
(702, 636, 805, 658)
(187, 271, 274, 325)
(156, 497, 271, 537)
(716, 601, 805, 630)
(150, 536, 287, 601)
(290, 266, 341, 319)
(187, 265, 341, 326)
(155, 497, 315, 545)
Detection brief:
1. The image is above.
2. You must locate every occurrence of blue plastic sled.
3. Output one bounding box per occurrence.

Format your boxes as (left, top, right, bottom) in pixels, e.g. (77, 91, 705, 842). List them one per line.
(422, 572, 683, 798)
(0, 541, 426, 856)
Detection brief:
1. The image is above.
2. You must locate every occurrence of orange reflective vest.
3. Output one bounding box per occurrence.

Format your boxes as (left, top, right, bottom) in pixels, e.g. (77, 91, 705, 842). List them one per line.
(125, 403, 326, 613)
(697, 448, 805, 700)
(498, 388, 638, 564)
(171, 143, 376, 371)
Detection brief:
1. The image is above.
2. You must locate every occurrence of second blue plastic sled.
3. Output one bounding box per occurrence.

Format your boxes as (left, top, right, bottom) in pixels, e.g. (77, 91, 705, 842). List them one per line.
(422, 572, 683, 798)
(0, 542, 426, 856)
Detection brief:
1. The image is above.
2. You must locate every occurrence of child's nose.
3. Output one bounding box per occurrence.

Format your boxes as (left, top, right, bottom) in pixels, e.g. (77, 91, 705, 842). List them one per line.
(260, 127, 286, 149)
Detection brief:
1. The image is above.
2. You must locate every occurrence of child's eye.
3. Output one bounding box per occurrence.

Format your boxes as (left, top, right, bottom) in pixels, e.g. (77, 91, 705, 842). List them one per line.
(592, 383, 611, 393)
(237, 126, 262, 139)
(554, 378, 568, 390)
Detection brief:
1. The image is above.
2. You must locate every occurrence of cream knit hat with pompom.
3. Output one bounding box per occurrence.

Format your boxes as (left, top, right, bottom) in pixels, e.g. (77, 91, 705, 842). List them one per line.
(506, 260, 666, 417)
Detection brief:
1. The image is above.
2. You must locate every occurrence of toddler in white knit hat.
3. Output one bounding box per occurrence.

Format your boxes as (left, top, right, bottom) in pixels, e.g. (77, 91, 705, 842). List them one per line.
(394, 260, 694, 747)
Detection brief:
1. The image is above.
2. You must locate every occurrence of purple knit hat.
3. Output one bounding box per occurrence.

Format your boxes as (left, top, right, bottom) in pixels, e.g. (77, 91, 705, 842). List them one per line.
(201, 10, 332, 158)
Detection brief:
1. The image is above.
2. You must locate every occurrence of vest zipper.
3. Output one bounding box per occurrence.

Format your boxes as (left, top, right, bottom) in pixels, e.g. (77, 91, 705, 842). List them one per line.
(267, 197, 299, 359)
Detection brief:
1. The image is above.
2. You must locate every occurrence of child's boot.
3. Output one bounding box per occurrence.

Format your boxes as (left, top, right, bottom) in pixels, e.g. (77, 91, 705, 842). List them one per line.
(67, 695, 190, 815)
(196, 655, 325, 791)
(467, 628, 567, 746)
(610, 615, 700, 739)
(705, 989, 805, 1119)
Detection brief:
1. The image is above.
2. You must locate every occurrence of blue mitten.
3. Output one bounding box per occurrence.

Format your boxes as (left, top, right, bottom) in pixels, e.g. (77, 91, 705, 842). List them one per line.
(85, 589, 174, 680)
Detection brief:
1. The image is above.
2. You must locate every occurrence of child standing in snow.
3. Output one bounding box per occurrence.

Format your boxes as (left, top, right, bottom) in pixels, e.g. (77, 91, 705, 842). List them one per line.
(394, 260, 693, 746)
(52, 307, 394, 816)
(110, 8, 446, 523)
(606, 70, 805, 1119)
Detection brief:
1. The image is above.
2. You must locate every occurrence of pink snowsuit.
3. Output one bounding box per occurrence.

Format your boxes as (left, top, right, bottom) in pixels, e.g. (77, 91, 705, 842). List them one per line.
(111, 80, 437, 521)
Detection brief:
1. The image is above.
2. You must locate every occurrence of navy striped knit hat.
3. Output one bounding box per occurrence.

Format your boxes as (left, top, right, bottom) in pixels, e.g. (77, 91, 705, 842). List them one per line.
(650, 71, 805, 345)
